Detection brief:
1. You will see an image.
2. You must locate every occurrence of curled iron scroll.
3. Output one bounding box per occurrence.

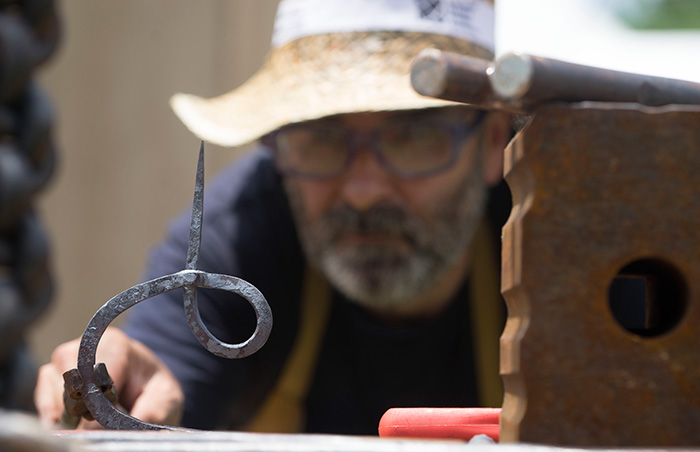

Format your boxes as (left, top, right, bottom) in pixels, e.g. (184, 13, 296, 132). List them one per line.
(74, 143, 272, 430)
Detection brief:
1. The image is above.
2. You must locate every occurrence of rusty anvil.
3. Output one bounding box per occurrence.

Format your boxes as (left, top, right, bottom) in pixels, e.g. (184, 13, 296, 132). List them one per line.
(412, 51, 700, 447)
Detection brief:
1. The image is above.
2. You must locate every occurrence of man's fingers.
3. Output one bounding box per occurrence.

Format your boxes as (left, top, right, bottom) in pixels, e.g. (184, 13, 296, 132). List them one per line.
(34, 363, 65, 429)
(35, 338, 82, 428)
(121, 338, 184, 426)
(94, 328, 131, 391)
(49, 338, 81, 371)
(34, 327, 183, 429)
(34, 330, 123, 430)
(129, 370, 184, 426)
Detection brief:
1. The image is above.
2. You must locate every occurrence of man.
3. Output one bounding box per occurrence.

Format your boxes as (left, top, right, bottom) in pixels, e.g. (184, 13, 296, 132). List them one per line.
(35, 0, 512, 434)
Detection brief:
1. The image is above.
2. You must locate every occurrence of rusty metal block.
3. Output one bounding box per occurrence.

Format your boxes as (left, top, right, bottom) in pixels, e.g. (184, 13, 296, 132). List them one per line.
(500, 103, 700, 447)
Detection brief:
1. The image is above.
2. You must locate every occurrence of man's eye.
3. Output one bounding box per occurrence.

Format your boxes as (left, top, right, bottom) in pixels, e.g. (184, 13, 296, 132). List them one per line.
(382, 128, 413, 144)
(411, 128, 444, 145)
(312, 131, 343, 145)
(384, 126, 445, 146)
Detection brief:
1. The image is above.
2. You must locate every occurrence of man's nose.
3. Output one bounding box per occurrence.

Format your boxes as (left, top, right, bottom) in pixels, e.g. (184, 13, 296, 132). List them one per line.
(339, 145, 394, 211)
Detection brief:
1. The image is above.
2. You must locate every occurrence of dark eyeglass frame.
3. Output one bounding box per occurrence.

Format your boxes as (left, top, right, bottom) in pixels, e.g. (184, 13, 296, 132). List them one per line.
(264, 111, 486, 180)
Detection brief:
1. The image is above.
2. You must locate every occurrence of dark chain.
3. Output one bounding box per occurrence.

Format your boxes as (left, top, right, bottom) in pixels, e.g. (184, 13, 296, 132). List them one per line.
(0, 0, 60, 410)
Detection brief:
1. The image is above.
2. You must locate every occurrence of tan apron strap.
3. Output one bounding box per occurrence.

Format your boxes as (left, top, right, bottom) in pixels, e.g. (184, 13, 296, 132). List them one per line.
(244, 267, 332, 432)
(469, 219, 505, 407)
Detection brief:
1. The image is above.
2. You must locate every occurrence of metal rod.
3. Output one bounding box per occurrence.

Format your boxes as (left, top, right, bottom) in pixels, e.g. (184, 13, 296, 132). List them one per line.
(491, 52, 700, 108)
(410, 50, 700, 114)
(410, 48, 492, 106)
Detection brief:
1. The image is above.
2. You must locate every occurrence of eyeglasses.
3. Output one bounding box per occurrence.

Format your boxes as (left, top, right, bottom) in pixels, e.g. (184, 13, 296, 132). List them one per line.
(267, 111, 486, 179)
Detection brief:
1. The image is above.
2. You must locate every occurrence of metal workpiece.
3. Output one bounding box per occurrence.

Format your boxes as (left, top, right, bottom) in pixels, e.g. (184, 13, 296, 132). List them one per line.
(70, 144, 273, 430)
(62, 364, 118, 429)
(185, 143, 205, 271)
(410, 50, 700, 114)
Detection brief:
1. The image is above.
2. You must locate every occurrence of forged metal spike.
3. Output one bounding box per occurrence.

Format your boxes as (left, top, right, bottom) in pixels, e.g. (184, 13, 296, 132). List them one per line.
(185, 141, 204, 270)
(73, 142, 272, 430)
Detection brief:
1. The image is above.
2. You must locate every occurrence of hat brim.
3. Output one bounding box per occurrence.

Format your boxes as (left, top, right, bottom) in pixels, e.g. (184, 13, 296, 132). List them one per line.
(171, 31, 492, 148)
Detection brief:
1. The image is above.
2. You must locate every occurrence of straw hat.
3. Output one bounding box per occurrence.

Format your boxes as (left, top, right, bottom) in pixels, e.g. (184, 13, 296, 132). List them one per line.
(170, 0, 495, 148)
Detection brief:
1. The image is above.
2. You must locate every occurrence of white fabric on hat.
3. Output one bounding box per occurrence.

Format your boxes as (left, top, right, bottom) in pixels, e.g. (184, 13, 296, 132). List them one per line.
(272, 0, 494, 52)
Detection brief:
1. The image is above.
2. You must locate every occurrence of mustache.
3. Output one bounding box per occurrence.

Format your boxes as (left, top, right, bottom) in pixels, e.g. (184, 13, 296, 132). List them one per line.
(317, 204, 416, 238)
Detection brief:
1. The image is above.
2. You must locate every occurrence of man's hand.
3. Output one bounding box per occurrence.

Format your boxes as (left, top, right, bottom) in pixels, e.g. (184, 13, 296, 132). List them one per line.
(34, 327, 184, 429)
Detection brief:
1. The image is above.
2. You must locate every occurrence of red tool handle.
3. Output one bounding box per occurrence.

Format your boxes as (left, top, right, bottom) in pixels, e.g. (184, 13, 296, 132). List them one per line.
(378, 407, 500, 442)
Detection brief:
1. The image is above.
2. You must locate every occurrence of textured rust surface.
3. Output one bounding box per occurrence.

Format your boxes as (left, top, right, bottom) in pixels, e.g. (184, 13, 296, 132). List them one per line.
(500, 103, 700, 447)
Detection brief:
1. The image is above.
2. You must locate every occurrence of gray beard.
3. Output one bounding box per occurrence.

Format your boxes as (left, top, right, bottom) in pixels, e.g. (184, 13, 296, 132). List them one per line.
(283, 166, 488, 310)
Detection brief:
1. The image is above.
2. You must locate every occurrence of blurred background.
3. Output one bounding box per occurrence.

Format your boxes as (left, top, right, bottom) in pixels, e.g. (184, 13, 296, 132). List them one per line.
(496, 0, 700, 82)
(27, 0, 700, 367)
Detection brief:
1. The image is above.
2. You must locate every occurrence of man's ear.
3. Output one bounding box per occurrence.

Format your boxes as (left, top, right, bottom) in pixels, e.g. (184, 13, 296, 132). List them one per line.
(482, 111, 512, 187)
